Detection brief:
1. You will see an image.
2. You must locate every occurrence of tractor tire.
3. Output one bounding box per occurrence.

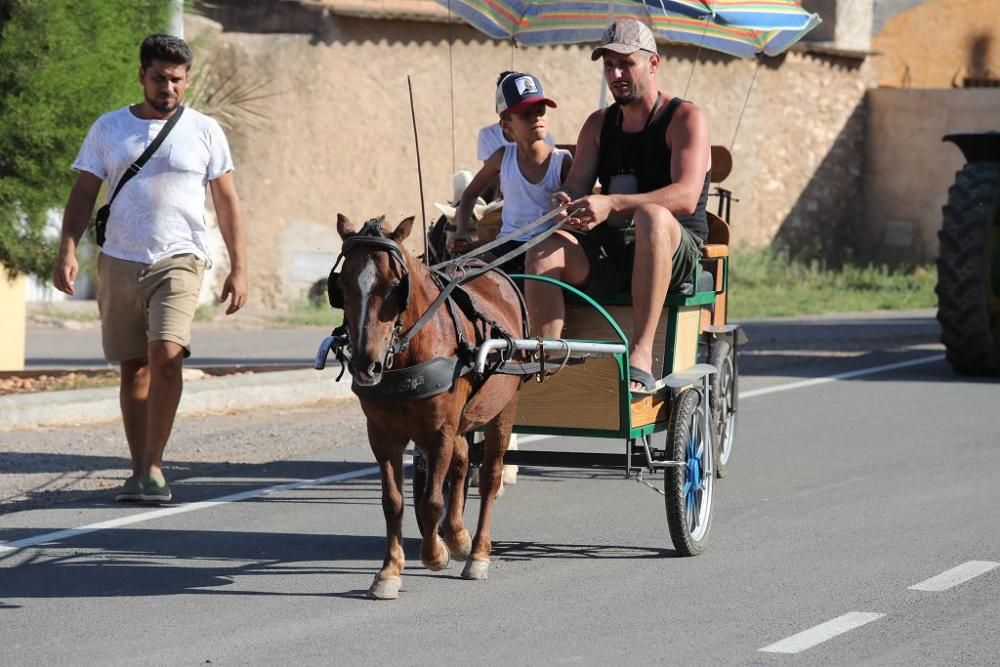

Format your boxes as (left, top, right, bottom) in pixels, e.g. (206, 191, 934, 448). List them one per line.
(936, 162, 1000, 375)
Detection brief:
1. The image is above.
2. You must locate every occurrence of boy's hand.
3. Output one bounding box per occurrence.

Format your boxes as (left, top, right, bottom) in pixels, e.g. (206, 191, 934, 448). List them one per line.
(550, 191, 573, 221)
(446, 228, 477, 255)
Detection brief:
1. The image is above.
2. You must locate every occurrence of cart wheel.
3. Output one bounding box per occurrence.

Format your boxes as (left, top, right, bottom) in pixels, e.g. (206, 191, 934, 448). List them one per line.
(664, 388, 714, 556)
(411, 442, 472, 536)
(709, 336, 738, 478)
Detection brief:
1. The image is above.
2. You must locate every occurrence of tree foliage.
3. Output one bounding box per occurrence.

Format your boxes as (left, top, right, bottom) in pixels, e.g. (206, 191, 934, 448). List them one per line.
(0, 0, 171, 277)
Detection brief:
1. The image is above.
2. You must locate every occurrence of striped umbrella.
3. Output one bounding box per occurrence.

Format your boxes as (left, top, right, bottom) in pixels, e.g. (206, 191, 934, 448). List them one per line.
(435, 0, 821, 58)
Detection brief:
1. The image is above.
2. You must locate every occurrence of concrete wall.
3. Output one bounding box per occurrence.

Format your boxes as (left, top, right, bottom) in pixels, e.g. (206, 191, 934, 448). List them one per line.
(802, 0, 874, 52)
(862, 87, 1000, 262)
(0, 266, 26, 371)
(188, 3, 874, 307)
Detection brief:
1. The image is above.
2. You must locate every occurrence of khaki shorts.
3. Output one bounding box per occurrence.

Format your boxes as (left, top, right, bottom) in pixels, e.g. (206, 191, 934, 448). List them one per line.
(97, 253, 205, 362)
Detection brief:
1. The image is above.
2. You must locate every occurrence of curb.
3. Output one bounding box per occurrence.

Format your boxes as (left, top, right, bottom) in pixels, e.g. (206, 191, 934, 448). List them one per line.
(0, 368, 357, 431)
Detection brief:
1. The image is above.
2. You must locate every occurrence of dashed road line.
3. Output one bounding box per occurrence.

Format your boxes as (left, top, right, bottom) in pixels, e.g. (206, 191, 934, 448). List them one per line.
(908, 560, 1000, 592)
(759, 612, 885, 654)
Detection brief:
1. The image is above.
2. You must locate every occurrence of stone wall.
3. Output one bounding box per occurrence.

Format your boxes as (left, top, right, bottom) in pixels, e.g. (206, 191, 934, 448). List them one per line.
(187, 3, 874, 307)
(862, 87, 1000, 263)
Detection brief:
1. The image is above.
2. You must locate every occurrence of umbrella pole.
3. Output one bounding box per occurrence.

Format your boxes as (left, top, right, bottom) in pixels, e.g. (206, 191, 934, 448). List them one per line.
(407, 75, 430, 266)
(447, 0, 456, 174)
(730, 54, 762, 152)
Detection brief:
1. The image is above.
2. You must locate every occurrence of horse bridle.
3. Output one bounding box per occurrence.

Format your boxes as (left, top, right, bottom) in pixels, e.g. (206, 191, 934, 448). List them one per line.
(328, 210, 557, 379)
(327, 217, 412, 371)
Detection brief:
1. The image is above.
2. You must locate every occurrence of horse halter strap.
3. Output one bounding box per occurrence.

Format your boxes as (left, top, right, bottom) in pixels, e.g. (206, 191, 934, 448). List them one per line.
(330, 218, 412, 311)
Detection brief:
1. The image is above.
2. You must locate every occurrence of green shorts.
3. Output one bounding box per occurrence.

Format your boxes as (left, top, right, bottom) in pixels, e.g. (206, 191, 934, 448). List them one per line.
(577, 224, 703, 297)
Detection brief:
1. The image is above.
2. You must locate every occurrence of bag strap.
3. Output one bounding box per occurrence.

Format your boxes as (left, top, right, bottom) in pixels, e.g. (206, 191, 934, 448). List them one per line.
(107, 105, 186, 206)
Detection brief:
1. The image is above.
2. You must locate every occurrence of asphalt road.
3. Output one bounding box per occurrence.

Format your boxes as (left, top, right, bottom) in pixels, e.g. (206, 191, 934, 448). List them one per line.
(3, 311, 999, 665)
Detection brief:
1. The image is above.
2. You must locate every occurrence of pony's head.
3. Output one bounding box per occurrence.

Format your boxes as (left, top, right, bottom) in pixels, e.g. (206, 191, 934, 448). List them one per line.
(334, 213, 416, 386)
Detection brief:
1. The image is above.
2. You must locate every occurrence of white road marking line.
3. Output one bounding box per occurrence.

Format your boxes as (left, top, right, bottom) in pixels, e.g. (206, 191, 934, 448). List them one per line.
(908, 561, 1000, 592)
(740, 354, 944, 399)
(759, 612, 885, 654)
(0, 352, 941, 556)
(0, 463, 392, 556)
(516, 435, 551, 444)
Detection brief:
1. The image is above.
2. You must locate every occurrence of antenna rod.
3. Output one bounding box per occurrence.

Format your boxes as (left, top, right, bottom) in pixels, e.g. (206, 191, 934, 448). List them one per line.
(407, 75, 429, 265)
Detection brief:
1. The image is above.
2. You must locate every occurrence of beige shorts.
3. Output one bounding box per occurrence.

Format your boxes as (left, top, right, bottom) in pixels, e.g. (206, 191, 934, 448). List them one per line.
(97, 253, 205, 362)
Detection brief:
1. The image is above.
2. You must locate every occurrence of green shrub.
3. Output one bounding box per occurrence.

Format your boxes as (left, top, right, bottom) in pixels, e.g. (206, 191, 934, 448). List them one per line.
(727, 247, 937, 319)
(0, 0, 172, 277)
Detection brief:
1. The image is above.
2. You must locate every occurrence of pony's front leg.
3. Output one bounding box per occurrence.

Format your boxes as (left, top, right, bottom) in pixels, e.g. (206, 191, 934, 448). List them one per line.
(441, 433, 472, 561)
(368, 439, 407, 600)
(463, 401, 517, 580)
(415, 432, 455, 572)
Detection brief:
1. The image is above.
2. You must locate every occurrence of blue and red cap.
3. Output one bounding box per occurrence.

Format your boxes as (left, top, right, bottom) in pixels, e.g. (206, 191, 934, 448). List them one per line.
(495, 72, 557, 115)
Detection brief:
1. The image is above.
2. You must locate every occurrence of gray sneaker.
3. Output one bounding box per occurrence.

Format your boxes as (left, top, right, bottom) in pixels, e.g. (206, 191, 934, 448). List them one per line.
(115, 476, 143, 502)
(141, 471, 172, 503)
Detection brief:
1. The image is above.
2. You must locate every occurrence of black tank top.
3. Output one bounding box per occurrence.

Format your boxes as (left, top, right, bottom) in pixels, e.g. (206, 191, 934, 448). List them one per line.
(597, 96, 710, 241)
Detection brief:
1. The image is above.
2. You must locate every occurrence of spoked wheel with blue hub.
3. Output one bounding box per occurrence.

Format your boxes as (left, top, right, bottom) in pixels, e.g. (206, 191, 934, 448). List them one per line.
(664, 387, 714, 556)
(709, 336, 738, 478)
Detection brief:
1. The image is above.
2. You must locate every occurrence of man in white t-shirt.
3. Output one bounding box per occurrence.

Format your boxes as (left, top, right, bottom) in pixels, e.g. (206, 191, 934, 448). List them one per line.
(53, 33, 248, 504)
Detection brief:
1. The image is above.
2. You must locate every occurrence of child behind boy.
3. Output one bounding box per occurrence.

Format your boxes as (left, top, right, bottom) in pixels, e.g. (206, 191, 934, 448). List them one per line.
(449, 72, 572, 275)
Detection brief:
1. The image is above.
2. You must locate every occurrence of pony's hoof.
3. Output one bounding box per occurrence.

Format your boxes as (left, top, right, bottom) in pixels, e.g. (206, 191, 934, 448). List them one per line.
(448, 530, 473, 561)
(422, 537, 450, 571)
(461, 558, 490, 580)
(367, 575, 402, 600)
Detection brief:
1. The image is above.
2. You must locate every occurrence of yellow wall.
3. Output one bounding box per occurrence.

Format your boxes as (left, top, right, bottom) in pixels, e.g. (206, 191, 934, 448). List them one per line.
(873, 0, 1000, 88)
(0, 265, 26, 371)
(863, 87, 1000, 261)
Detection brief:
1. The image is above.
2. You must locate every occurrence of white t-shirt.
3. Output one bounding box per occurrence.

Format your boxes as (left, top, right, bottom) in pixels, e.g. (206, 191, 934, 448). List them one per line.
(476, 123, 554, 162)
(72, 105, 234, 267)
(499, 145, 570, 242)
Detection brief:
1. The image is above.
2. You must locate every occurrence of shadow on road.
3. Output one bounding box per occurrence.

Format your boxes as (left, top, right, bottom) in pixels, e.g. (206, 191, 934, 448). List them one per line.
(0, 528, 384, 600)
(0, 458, 377, 516)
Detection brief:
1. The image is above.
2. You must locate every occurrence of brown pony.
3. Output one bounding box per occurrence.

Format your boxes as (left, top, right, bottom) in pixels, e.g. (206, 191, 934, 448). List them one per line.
(333, 213, 524, 600)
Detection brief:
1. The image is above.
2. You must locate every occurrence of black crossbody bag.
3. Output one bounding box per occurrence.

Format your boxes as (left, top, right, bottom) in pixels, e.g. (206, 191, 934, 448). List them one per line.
(94, 105, 185, 246)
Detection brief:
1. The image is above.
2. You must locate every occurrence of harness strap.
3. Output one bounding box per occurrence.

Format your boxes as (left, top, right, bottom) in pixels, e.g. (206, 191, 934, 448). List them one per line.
(351, 355, 472, 402)
(431, 204, 570, 271)
(396, 220, 562, 351)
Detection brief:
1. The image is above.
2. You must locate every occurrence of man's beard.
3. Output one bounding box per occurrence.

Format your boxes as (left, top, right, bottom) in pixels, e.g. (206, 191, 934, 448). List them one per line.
(612, 90, 639, 105)
(610, 83, 640, 106)
(146, 93, 178, 113)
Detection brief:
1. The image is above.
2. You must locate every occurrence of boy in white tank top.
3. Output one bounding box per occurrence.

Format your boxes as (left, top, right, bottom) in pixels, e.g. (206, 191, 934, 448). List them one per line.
(449, 72, 572, 275)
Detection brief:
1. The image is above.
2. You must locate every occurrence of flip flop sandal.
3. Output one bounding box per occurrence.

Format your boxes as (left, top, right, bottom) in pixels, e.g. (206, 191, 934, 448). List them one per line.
(628, 365, 658, 394)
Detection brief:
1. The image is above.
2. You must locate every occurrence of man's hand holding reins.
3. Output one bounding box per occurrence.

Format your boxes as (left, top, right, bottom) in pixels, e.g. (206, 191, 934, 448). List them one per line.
(552, 191, 612, 232)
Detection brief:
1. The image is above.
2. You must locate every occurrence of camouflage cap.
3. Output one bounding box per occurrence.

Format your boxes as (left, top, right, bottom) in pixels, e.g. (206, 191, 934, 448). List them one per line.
(591, 19, 657, 61)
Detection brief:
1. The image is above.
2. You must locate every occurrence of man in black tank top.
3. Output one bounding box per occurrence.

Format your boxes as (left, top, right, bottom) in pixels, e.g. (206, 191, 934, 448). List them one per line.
(523, 18, 713, 391)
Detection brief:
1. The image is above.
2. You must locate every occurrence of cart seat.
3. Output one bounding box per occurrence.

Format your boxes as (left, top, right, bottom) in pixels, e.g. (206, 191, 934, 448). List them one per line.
(702, 211, 730, 259)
